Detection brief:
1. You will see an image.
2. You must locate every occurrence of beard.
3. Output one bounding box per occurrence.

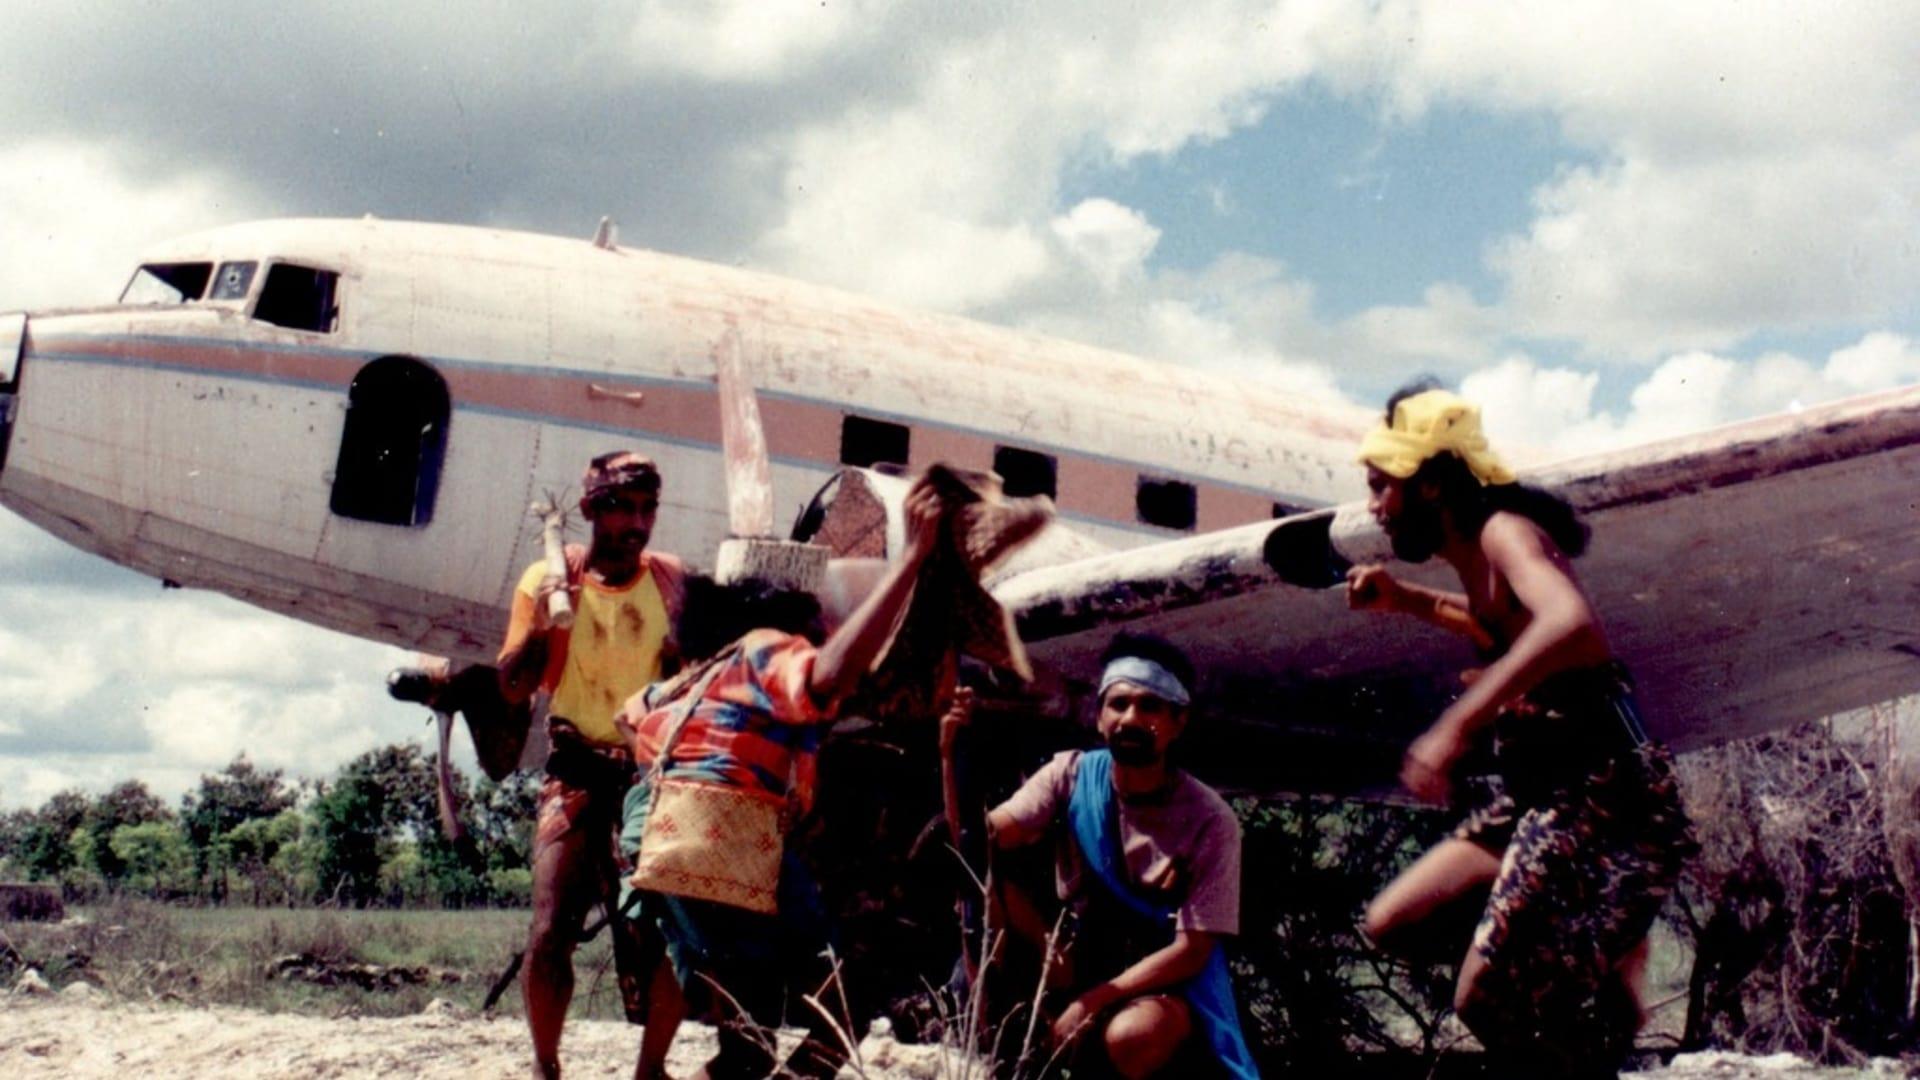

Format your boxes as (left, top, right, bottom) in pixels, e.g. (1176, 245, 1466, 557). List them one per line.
(1106, 727, 1161, 767)
(1387, 495, 1444, 563)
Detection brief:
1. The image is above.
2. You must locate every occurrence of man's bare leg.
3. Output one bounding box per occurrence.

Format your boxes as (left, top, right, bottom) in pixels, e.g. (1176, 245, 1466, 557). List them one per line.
(526, 821, 597, 1079)
(1101, 994, 1192, 1080)
(635, 959, 687, 1080)
(1611, 936, 1652, 1032)
(1364, 838, 1501, 962)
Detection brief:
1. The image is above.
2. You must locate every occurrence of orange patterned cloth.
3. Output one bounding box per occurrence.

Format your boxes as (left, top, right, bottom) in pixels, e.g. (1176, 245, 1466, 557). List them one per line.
(624, 628, 832, 812)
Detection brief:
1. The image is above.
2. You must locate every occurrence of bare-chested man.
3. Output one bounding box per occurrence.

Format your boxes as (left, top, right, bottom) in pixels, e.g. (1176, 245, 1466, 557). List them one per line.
(1347, 385, 1691, 1076)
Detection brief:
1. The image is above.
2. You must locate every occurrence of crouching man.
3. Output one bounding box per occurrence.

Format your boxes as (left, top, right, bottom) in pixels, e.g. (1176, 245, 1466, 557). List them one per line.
(976, 634, 1259, 1079)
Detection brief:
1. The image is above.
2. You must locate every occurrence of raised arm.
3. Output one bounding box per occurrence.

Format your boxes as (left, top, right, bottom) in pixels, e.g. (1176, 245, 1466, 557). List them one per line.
(940, 686, 976, 851)
(808, 477, 944, 703)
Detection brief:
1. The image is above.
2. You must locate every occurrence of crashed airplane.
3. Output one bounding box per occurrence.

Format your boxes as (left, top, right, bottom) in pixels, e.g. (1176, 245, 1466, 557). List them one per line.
(1, 217, 1916, 799)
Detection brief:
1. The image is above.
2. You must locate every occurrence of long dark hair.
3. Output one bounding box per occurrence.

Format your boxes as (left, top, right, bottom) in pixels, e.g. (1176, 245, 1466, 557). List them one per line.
(1385, 381, 1591, 558)
(675, 575, 823, 661)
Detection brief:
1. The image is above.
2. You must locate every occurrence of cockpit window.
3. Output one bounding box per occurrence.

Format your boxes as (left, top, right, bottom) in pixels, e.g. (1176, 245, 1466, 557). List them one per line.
(210, 261, 257, 301)
(121, 262, 212, 305)
(254, 263, 339, 333)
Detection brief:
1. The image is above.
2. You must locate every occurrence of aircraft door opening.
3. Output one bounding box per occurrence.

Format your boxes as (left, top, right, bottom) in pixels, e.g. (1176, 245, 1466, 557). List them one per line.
(329, 356, 450, 526)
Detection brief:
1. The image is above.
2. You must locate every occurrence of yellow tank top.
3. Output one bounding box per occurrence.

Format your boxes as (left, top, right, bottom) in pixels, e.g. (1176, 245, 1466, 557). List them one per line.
(514, 560, 669, 747)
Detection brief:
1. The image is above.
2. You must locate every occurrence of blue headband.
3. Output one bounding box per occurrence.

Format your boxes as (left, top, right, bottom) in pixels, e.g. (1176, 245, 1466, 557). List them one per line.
(1097, 656, 1191, 708)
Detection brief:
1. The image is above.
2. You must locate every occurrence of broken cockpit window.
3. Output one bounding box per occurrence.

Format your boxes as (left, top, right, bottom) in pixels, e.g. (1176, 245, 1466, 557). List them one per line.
(254, 263, 339, 333)
(120, 262, 213, 305)
(209, 261, 258, 302)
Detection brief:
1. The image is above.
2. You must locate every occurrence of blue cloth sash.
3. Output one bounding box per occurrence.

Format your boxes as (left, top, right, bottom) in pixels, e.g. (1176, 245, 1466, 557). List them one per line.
(1067, 749, 1260, 1079)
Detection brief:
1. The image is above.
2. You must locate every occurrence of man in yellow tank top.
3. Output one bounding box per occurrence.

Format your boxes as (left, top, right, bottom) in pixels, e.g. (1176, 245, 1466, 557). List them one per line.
(498, 450, 685, 1080)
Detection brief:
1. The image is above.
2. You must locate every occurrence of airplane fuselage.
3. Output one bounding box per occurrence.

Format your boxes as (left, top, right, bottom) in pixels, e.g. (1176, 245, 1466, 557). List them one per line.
(0, 218, 1369, 662)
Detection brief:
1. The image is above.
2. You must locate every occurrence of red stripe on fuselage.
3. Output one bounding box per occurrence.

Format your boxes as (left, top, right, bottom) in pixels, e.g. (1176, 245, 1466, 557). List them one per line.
(30, 334, 1297, 533)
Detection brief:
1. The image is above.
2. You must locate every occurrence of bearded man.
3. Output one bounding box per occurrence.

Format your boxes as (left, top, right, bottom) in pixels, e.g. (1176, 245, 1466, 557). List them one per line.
(1348, 384, 1692, 1077)
(972, 633, 1258, 1080)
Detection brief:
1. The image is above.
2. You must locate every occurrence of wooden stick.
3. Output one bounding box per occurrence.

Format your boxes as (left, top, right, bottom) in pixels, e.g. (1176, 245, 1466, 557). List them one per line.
(532, 497, 574, 629)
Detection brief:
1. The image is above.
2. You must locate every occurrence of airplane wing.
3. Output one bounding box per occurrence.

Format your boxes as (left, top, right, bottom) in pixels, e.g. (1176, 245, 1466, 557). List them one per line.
(970, 384, 1920, 798)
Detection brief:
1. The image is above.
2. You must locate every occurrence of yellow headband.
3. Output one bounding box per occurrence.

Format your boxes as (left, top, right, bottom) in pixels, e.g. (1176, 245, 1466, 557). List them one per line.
(1357, 389, 1516, 486)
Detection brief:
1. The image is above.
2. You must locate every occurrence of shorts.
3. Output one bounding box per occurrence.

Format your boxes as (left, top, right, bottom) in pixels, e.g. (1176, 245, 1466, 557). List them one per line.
(535, 735, 657, 1024)
(1465, 742, 1694, 1063)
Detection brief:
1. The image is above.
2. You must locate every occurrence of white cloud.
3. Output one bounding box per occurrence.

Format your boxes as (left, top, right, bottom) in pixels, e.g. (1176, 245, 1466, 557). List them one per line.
(0, 535, 435, 808)
(747, 2, 1344, 311)
(1826, 332, 1920, 394)
(1492, 144, 1920, 357)
(1463, 332, 1920, 460)
(1051, 198, 1161, 292)
(1362, 2, 1920, 155)
(1329, 2, 1920, 357)
(1460, 357, 1610, 458)
(622, 0, 895, 82)
(0, 140, 261, 311)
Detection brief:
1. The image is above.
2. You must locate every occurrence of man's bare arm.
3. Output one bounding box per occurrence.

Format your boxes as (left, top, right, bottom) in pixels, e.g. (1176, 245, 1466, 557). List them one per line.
(808, 478, 943, 702)
(497, 578, 560, 704)
(939, 687, 975, 850)
(1347, 565, 1492, 649)
(985, 806, 1046, 850)
(1052, 931, 1220, 1043)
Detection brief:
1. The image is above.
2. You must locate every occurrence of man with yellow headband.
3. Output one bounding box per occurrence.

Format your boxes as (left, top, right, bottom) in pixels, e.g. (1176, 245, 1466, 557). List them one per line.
(498, 450, 685, 1080)
(1346, 383, 1691, 1077)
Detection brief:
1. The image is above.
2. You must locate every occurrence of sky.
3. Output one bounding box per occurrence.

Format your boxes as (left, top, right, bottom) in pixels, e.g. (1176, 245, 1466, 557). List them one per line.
(2, 1, 1918, 809)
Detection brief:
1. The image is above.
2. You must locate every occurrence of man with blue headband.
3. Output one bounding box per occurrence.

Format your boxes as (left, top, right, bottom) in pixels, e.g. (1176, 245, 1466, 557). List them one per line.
(974, 633, 1257, 1079)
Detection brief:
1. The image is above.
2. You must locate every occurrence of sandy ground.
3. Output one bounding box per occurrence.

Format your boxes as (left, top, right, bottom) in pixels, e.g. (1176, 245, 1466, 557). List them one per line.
(0, 986, 1908, 1079)
(0, 986, 954, 1080)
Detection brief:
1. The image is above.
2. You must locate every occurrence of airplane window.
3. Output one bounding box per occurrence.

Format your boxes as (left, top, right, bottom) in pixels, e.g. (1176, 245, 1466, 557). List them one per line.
(330, 356, 450, 527)
(994, 445, 1057, 499)
(210, 261, 258, 301)
(840, 415, 910, 469)
(1272, 501, 1305, 518)
(120, 263, 212, 305)
(1136, 476, 1197, 531)
(255, 264, 339, 333)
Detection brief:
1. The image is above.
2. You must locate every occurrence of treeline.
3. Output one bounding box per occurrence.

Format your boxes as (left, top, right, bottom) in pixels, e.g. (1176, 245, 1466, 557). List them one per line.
(0, 747, 539, 908)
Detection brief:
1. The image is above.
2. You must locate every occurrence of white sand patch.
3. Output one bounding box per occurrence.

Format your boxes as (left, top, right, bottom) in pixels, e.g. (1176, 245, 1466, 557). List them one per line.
(0, 995, 1904, 1078)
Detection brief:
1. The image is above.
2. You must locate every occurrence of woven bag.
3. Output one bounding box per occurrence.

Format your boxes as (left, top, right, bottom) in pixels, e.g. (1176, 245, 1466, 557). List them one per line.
(630, 648, 789, 915)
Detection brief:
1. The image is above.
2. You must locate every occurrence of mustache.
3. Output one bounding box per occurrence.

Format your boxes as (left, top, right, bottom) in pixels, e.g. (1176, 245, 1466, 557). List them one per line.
(1107, 728, 1159, 766)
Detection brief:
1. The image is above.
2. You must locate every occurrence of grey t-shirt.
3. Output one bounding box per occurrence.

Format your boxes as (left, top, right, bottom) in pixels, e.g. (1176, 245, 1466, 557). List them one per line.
(992, 750, 1242, 935)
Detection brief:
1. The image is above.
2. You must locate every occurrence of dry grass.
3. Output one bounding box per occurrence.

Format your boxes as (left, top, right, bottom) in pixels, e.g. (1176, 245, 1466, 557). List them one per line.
(0, 899, 631, 1020)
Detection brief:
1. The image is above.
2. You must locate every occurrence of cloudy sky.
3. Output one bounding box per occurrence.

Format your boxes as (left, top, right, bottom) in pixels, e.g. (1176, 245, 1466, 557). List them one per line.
(3, 2, 1918, 808)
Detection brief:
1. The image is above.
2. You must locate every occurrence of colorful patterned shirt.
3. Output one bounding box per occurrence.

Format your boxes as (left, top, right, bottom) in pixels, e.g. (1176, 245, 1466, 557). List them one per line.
(626, 629, 834, 812)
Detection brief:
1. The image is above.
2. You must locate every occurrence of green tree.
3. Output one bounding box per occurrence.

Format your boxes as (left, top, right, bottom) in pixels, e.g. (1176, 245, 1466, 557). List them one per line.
(10, 790, 89, 882)
(181, 756, 295, 899)
(225, 809, 306, 905)
(109, 820, 195, 896)
(469, 771, 540, 878)
(309, 744, 442, 905)
(81, 781, 170, 886)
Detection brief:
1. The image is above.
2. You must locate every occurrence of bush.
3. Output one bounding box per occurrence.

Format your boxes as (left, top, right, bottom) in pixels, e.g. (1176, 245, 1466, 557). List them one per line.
(1673, 708, 1920, 1063)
